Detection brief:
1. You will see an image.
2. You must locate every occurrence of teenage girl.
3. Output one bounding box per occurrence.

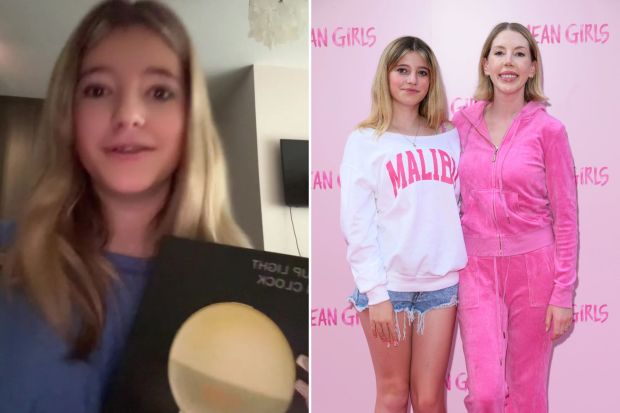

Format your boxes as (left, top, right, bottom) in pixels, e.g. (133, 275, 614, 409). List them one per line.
(341, 36, 467, 413)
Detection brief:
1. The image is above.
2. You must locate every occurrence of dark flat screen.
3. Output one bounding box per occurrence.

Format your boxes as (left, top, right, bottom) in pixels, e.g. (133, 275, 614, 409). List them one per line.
(280, 139, 308, 206)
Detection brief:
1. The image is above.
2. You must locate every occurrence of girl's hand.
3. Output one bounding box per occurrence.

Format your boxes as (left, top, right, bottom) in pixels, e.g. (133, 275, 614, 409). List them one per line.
(294, 354, 309, 407)
(545, 304, 573, 340)
(369, 300, 398, 347)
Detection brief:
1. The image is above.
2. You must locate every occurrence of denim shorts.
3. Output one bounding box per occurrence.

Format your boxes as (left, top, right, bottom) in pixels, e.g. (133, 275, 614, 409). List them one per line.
(347, 284, 458, 336)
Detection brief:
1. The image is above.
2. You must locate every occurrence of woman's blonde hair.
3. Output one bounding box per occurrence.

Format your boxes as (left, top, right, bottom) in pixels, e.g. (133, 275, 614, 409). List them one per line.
(474, 22, 548, 103)
(5, 0, 249, 358)
(359, 36, 448, 135)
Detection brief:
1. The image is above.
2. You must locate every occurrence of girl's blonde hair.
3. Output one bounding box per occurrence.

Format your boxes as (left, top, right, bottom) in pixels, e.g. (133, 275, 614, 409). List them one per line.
(5, 0, 249, 358)
(474, 22, 548, 103)
(359, 36, 448, 135)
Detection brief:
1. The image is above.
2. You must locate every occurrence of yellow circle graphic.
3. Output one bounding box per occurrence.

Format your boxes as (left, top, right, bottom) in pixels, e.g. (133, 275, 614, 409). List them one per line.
(168, 302, 296, 413)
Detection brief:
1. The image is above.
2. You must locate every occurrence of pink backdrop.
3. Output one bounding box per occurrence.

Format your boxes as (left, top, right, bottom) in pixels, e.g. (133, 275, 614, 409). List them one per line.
(311, 0, 619, 411)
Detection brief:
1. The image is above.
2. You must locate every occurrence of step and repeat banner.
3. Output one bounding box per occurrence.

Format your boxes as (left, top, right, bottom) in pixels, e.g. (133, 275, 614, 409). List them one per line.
(311, 0, 618, 411)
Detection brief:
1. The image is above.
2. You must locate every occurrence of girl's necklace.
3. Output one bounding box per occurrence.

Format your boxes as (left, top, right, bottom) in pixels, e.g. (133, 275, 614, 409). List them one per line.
(403, 121, 422, 148)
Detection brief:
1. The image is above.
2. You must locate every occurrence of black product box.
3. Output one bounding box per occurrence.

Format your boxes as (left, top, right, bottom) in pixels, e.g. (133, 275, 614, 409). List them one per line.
(103, 236, 308, 413)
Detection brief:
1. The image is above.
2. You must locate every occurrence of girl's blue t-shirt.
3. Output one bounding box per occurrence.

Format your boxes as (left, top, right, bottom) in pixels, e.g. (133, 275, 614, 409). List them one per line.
(0, 223, 152, 412)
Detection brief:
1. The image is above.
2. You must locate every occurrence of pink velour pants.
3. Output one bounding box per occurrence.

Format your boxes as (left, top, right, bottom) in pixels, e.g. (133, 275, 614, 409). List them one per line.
(458, 245, 555, 413)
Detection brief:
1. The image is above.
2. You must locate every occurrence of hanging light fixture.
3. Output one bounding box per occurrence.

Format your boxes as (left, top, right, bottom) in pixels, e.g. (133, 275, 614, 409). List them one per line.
(248, 0, 308, 49)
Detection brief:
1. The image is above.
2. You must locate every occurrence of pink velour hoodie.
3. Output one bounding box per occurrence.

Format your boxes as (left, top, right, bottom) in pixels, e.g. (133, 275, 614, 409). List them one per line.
(453, 101, 578, 308)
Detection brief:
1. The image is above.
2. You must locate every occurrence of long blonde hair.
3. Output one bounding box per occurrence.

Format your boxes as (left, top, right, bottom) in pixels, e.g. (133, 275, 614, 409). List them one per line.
(359, 36, 448, 135)
(474, 22, 548, 103)
(5, 0, 249, 359)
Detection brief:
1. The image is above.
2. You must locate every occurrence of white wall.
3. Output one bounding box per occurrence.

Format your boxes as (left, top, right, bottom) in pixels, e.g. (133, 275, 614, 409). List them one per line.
(253, 65, 309, 257)
(212, 68, 264, 249)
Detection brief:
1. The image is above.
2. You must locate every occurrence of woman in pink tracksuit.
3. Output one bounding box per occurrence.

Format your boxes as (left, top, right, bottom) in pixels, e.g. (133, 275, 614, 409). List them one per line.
(453, 22, 578, 413)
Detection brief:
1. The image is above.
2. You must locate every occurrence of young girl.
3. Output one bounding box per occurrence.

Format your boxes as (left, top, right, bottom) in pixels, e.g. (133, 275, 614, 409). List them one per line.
(453, 22, 578, 413)
(0, 1, 251, 411)
(340, 36, 467, 413)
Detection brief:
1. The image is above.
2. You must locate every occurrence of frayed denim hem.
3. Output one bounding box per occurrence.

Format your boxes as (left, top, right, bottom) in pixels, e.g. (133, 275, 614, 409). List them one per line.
(347, 294, 458, 339)
(406, 295, 459, 336)
(346, 296, 367, 313)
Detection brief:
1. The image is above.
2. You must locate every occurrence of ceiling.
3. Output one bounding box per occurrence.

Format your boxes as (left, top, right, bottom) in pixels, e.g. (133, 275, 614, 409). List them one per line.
(0, 0, 308, 105)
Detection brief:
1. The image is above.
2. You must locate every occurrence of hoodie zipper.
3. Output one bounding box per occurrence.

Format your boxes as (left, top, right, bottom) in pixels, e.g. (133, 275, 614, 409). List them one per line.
(471, 121, 509, 257)
(464, 107, 524, 256)
(491, 145, 503, 256)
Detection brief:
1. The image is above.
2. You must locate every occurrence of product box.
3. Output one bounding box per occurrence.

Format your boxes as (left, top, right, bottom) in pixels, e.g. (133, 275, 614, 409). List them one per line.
(103, 236, 308, 413)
